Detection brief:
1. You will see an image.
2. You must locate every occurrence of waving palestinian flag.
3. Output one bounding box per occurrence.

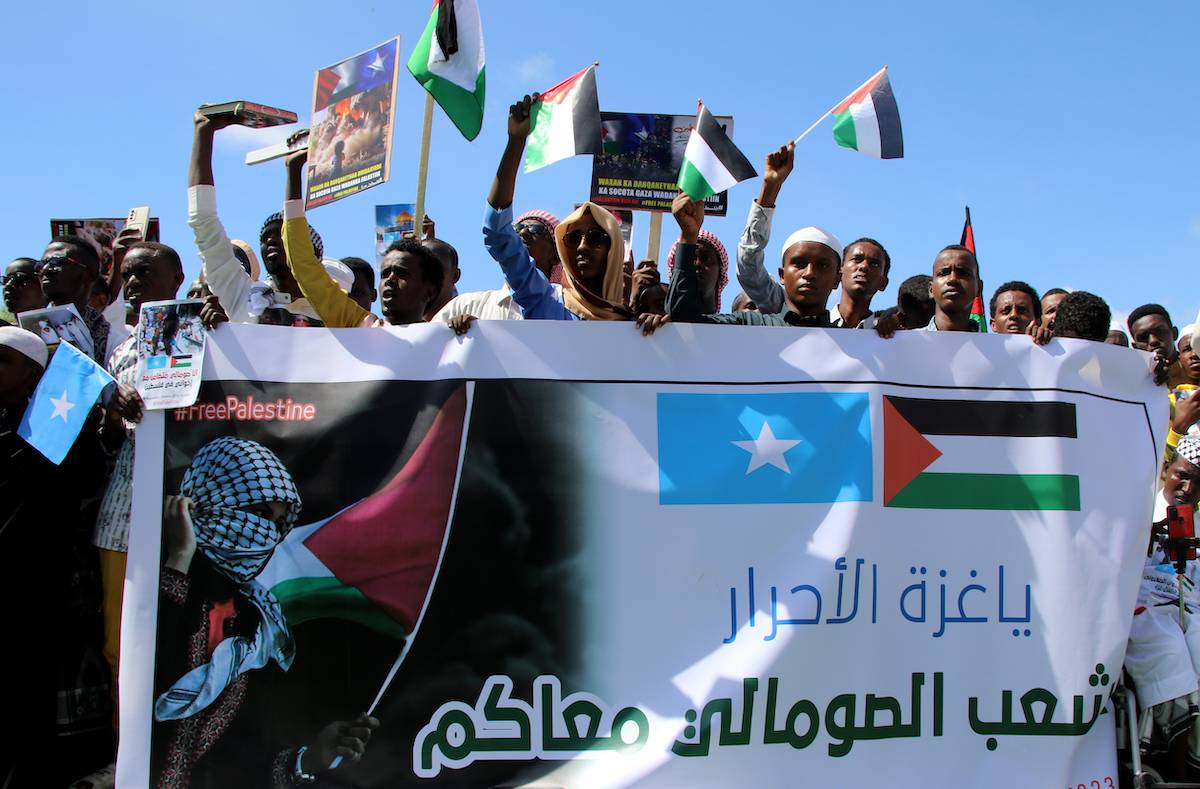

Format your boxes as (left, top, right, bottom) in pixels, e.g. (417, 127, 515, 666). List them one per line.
(677, 102, 756, 201)
(832, 66, 904, 159)
(524, 65, 602, 173)
(258, 385, 471, 638)
(408, 0, 486, 140)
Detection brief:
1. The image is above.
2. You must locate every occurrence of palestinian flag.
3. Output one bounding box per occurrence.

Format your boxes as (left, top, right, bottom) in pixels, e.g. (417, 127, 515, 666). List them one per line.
(169, 355, 192, 368)
(258, 385, 470, 637)
(524, 65, 602, 173)
(883, 395, 1080, 511)
(407, 0, 486, 141)
(962, 206, 988, 333)
(677, 102, 757, 201)
(832, 66, 904, 160)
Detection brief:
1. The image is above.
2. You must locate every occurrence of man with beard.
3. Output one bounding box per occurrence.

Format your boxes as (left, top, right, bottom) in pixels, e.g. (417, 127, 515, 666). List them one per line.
(3, 257, 45, 322)
(280, 150, 442, 327)
(38, 236, 110, 361)
(189, 109, 323, 324)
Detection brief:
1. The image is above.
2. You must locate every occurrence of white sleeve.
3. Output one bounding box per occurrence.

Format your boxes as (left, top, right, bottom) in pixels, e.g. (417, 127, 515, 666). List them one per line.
(188, 185, 253, 324)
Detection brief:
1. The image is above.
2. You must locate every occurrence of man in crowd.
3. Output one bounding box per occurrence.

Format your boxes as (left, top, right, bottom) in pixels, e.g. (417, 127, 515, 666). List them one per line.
(1051, 290, 1111, 342)
(482, 95, 629, 321)
(340, 256, 378, 313)
(1179, 333, 1200, 387)
(989, 281, 1041, 334)
(664, 229, 730, 315)
(1129, 303, 1190, 389)
(1107, 328, 1130, 346)
(189, 109, 323, 323)
(659, 192, 842, 328)
(39, 235, 110, 361)
(919, 245, 979, 333)
(1041, 287, 1069, 331)
(92, 241, 187, 743)
(422, 238, 461, 319)
(894, 274, 934, 330)
(3, 257, 45, 322)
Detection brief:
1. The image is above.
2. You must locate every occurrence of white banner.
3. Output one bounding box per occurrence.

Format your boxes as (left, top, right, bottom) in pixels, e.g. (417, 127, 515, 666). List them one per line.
(120, 322, 1164, 787)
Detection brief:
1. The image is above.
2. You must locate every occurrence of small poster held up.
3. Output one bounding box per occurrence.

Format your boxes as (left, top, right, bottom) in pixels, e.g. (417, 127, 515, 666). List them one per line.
(375, 202, 416, 265)
(50, 217, 161, 277)
(17, 304, 94, 359)
(136, 300, 206, 410)
(589, 112, 736, 216)
(306, 37, 401, 209)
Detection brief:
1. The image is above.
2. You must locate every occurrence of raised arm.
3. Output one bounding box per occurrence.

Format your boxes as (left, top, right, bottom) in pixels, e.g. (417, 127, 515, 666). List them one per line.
(666, 193, 708, 323)
(282, 150, 370, 328)
(488, 94, 535, 210)
(735, 143, 794, 315)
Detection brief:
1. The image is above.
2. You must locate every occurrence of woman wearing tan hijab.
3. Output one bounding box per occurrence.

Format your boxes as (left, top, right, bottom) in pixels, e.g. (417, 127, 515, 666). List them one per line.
(481, 94, 630, 321)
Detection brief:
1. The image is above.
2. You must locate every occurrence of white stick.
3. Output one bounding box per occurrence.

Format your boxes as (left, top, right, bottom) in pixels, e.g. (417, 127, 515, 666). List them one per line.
(793, 65, 888, 145)
(645, 212, 663, 263)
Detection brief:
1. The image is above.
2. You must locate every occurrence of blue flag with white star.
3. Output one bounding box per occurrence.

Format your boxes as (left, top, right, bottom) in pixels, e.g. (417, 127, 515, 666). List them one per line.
(657, 392, 873, 505)
(17, 340, 113, 464)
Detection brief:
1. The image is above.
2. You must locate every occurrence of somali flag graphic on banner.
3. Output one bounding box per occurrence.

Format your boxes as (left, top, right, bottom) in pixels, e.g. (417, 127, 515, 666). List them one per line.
(146, 355, 168, 370)
(17, 340, 113, 464)
(657, 392, 872, 505)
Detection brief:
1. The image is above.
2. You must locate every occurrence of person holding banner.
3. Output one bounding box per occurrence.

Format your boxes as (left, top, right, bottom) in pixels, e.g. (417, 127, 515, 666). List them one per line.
(152, 437, 378, 787)
(482, 95, 629, 321)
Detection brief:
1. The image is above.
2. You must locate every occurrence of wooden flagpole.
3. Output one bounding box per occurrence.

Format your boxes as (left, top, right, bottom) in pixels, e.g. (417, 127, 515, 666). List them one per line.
(413, 93, 435, 238)
(645, 212, 663, 263)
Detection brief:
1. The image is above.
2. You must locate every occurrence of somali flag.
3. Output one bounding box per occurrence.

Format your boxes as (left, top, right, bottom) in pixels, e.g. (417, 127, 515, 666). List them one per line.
(314, 38, 399, 113)
(17, 341, 113, 464)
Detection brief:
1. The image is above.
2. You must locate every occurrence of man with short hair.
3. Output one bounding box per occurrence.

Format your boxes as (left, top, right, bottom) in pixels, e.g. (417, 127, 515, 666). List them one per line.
(1051, 291, 1111, 342)
(1179, 334, 1200, 386)
(1107, 328, 1130, 347)
(93, 241, 186, 732)
(989, 281, 1042, 334)
(894, 274, 934, 330)
(339, 256, 377, 313)
(662, 192, 842, 328)
(921, 245, 979, 332)
(1129, 303, 1189, 389)
(421, 238, 461, 319)
(1040, 287, 1069, 330)
(730, 293, 758, 313)
(3, 257, 45, 322)
(39, 235, 110, 361)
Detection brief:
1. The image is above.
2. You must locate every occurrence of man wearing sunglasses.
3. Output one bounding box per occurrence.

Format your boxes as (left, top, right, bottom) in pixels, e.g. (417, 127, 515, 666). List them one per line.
(38, 236, 110, 362)
(2, 257, 45, 323)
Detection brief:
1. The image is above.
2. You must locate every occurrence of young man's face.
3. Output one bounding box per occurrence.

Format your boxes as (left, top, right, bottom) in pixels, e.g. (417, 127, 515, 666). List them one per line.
(3, 259, 45, 314)
(1130, 314, 1178, 361)
(380, 251, 434, 324)
(778, 241, 840, 312)
(121, 248, 182, 313)
(840, 242, 888, 301)
(39, 242, 96, 306)
(695, 241, 721, 310)
(1179, 336, 1200, 382)
(515, 220, 558, 272)
(259, 221, 288, 278)
(1163, 455, 1200, 507)
(990, 290, 1038, 334)
(348, 270, 376, 313)
(0, 346, 41, 410)
(1040, 292, 1067, 329)
(929, 251, 977, 314)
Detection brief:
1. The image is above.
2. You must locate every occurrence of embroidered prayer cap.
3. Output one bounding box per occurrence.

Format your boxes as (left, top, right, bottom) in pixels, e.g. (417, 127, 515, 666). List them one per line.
(782, 226, 842, 264)
(0, 326, 48, 369)
(666, 229, 730, 311)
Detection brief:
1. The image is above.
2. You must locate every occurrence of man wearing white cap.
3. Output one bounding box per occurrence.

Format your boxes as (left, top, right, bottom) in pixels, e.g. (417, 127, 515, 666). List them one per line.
(0, 325, 48, 411)
(662, 192, 842, 327)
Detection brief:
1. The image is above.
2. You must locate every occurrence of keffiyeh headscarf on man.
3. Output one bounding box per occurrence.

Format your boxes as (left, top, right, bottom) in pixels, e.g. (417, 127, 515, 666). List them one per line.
(1178, 435, 1200, 468)
(666, 230, 730, 311)
(155, 437, 303, 722)
(260, 213, 323, 259)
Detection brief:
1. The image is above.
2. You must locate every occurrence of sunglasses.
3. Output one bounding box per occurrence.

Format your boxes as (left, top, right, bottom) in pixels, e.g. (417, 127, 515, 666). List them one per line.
(36, 255, 87, 273)
(514, 221, 552, 237)
(2, 271, 38, 287)
(564, 228, 611, 248)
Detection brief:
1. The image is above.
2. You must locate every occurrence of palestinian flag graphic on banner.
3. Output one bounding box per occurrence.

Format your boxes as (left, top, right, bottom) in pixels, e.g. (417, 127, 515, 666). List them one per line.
(962, 206, 988, 332)
(524, 65, 602, 173)
(408, 0, 486, 141)
(832, 66, 904, 159)
(258, 384, 470, 637)
(677, 102, 757, 201)
(883, 395, 1080, 511)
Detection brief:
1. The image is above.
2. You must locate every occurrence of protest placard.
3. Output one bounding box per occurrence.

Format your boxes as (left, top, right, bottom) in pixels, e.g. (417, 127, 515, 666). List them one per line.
(375, 202, 416, 264)
(117, 323, 1162, 787)
(17, 303, 93, 358)
(590, 112, 736, 215)
(135, 299, 205, 409)
(305, 37, 401, 209)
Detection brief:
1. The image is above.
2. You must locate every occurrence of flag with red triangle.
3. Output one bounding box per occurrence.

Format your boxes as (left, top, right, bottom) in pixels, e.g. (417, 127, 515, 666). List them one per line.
(961, 206, 987, 333)
(258, 384, 470, 638)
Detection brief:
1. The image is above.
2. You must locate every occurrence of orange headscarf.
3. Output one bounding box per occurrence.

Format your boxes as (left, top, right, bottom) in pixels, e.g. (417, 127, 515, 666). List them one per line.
(553, 202, 631, 321)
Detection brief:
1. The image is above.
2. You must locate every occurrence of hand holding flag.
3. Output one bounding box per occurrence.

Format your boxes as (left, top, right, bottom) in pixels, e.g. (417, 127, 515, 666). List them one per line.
(17, 341, 114, 464)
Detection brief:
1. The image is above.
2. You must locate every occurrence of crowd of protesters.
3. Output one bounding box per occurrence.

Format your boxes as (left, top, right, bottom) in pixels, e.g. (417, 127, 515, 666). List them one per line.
(1, 96, 1199, 788)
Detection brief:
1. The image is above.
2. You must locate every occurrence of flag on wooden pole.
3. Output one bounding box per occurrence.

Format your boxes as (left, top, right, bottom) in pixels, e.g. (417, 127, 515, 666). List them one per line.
(407, 0, 486, 141)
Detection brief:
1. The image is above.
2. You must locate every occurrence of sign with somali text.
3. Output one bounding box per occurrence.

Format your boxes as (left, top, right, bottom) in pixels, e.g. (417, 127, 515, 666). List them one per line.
(305, 37, 400, 209)
(135, 299, 205, 410)
(119, 323, 1163, 786)
(590, 111, 736, 215)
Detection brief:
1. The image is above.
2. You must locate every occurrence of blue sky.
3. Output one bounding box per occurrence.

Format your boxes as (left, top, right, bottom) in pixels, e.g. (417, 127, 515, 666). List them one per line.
(5, 1, 1198, 331)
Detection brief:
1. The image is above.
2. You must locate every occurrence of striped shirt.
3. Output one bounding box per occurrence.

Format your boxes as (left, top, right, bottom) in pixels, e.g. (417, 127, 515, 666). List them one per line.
(92, 335, 139, 552)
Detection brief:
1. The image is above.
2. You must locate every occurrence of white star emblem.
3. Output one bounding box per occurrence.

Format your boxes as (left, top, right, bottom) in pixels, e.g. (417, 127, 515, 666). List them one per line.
(49, 390, 76, 422)
(366, 51, 386, 74)
(732, 421, 802, 475)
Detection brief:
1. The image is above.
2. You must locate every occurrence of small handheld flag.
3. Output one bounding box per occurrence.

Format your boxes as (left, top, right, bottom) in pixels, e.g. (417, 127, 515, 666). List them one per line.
(795, 66, 904, 160)
(407, 0, 486, 141)
(677, 102, 757, 201)
(961, 206, 987, 333)
(524, 64, 602, 173)
(17, 341, 113, 464)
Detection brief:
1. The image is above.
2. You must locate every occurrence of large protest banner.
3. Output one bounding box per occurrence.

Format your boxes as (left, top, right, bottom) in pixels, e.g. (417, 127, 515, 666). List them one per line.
(590, 112, 736, 215)
(119, 322, 1164, 787)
